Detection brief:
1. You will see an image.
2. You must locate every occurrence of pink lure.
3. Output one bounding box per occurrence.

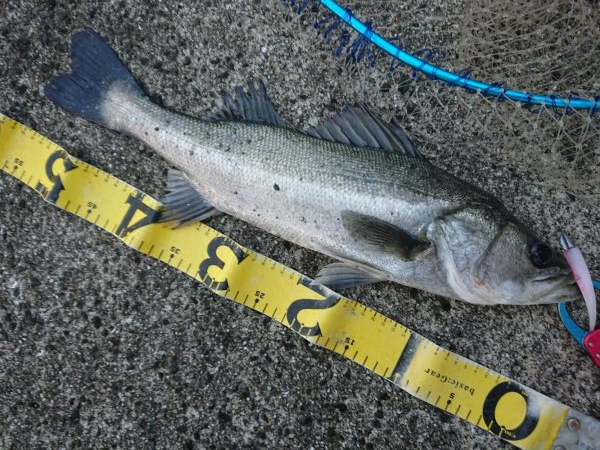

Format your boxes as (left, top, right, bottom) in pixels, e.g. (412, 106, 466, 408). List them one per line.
(561, 233, 597, 331)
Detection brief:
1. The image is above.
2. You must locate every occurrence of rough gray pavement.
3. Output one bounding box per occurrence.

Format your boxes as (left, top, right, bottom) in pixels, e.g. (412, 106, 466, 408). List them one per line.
(1, 1, 599, 449)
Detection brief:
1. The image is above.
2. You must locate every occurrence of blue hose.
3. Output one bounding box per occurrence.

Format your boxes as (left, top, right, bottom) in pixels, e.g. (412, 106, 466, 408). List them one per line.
(320, 0, 600, 112)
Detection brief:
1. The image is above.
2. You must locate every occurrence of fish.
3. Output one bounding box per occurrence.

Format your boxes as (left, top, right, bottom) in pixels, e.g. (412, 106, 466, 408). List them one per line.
(44, 27, 580, 306)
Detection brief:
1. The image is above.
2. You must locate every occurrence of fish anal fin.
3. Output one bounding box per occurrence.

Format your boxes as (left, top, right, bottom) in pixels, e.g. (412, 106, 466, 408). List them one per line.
(342, 210, 431, 261)
(159, 169, 219, 226)
(313, 262, 385, 291)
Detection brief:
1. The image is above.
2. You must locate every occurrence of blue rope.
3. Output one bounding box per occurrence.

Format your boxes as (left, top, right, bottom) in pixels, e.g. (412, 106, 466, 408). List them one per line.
(319, 0, 600, 112)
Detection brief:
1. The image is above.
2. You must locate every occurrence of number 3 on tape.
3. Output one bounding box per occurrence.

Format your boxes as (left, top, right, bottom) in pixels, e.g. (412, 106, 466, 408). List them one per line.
(199, 237, 248, 291)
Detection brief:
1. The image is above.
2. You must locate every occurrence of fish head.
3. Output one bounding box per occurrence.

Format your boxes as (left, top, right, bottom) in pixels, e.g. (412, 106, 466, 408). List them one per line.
(435, 206, 579, 305)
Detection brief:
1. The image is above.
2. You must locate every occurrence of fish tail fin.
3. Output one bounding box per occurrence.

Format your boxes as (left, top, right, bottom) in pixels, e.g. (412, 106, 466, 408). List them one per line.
(44, 27, 144, 128)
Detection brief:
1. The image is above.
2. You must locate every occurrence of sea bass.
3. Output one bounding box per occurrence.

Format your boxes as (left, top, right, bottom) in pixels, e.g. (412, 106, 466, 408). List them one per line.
(45, 28, 579, 305)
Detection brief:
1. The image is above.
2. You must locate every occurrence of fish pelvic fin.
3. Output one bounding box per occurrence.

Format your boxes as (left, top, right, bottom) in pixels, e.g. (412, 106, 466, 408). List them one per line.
(44, 27, 144, 127)
(342, 210, 431, 261)
(159, 169, 219, 226)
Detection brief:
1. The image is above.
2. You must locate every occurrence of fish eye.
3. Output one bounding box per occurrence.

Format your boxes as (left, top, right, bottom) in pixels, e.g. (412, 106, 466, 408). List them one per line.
(529, 242, 555, 268)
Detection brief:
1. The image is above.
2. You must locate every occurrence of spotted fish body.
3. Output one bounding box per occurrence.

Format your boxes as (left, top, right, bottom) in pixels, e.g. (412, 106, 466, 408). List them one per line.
(45, 28, 580, 306)
(106, 90, 480, 299)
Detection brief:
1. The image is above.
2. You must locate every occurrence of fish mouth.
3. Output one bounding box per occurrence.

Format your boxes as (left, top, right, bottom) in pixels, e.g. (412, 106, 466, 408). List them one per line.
(529, 267, 574, 283)
(527, 269, 580, 304)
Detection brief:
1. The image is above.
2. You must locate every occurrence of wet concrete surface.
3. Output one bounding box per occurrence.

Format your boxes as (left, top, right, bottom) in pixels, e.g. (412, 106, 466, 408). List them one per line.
(1, 1, 598, 449)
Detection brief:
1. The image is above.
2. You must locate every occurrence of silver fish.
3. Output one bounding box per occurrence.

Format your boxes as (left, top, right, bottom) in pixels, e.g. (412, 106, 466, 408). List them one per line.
(45, 28, 579, 305)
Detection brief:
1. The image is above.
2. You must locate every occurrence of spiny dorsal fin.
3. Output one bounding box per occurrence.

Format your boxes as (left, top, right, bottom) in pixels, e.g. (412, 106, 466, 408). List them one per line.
(159, 169, 219, 225)
(306, 104, 423, 158)
(206, 80, 286, 127)
(342, 210, 431, 261)
(313, 262, 385, 291)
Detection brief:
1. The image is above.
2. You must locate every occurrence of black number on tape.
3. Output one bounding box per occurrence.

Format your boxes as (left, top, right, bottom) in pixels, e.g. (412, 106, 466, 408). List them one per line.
(116, 192, 160, 238)
(35, 150, 77, 203)
(482, 381, 539, 440)
(198, 236, 247, 291)
(286, 278, 340, 337)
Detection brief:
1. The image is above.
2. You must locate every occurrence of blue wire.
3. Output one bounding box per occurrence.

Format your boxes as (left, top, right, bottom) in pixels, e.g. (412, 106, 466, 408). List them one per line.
(558, 303, 587, 346)
(319, 0, 600, 112)
(558, 281, 599, 347)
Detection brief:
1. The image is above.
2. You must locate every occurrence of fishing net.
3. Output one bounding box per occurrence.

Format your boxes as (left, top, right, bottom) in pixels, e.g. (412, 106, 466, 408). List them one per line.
(279, 0, 600, 200)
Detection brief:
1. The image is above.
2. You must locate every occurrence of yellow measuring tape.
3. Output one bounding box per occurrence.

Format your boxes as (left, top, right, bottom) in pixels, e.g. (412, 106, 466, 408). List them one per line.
(1, 113, 598, 450)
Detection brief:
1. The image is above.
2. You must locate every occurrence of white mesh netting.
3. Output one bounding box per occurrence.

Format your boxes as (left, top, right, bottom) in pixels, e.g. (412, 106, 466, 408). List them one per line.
(281, 0, 600, 200)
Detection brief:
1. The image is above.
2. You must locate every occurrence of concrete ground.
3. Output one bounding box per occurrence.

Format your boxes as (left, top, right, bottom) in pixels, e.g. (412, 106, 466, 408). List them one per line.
(1, 0, 598, 449)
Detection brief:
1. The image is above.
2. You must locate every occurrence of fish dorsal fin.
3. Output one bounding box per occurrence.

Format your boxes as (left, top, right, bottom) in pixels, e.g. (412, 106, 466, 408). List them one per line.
(306, 104, 423, 158)
(342, 210, 431, 261)
(206, 80, 286, 128)
(159, 169, 219, 225)
(313, 262, 385, 291)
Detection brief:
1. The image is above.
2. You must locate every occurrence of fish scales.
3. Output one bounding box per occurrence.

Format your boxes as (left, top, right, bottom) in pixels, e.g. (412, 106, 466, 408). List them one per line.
(106, 87, 471, 292)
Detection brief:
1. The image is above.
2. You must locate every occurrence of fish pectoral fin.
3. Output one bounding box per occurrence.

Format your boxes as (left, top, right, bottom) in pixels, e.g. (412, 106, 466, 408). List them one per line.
(205, 80, 286, 128)
(313, 262, 385, 291)
(306, 104, 424, 158)
(158, 169, 219, 225)
(342, 210, 431, 261)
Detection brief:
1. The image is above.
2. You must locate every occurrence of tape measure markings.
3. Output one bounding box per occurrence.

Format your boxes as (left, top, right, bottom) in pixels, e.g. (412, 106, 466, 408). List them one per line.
(1, 113, 598, 450)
